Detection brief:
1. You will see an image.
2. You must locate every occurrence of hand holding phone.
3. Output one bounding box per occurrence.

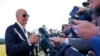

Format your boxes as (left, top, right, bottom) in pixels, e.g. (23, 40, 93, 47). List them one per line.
(69, 6, 79, 17)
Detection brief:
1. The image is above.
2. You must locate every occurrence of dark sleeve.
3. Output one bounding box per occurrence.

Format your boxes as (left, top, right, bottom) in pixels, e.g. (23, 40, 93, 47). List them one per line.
(5, 27, 33, 56)
(90, 36, 100, 56)
(60, 43, 83, 56)
(68, 38, 92, 51)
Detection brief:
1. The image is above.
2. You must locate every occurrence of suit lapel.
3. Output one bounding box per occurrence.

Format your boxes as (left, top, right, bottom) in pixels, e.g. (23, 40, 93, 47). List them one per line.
(14, 23, 27, 40)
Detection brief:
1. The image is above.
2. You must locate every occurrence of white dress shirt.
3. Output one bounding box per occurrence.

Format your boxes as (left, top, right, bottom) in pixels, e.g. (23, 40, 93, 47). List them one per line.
(65, 38, 69, 45)
(16, 21, 32, 46)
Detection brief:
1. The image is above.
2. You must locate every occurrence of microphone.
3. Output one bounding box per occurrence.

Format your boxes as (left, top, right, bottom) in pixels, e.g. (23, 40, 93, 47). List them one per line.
(38, 28, 46, 34)
(38, 27, 49, 39)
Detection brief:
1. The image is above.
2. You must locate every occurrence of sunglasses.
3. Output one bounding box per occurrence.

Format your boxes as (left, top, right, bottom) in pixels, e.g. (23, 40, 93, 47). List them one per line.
(22, 14, 29, 18)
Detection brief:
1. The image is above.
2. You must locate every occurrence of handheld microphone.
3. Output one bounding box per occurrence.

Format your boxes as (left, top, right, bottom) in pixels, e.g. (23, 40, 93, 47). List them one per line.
(39, 28, 46, 34)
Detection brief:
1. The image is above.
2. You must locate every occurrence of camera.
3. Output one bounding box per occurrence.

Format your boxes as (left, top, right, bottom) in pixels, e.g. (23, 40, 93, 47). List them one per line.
(69, 6, 92, 24)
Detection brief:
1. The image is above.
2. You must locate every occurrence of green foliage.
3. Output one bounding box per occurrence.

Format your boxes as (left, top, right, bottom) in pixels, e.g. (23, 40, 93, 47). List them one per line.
(0, 42, 5, 44)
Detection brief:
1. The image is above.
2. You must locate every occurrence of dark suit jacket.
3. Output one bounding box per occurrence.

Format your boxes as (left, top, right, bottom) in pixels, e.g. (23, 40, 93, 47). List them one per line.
(5, 23, 34, 56)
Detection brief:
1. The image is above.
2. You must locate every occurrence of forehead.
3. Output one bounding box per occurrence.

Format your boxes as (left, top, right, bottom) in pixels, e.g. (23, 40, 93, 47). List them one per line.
(16, 9, 27, 15)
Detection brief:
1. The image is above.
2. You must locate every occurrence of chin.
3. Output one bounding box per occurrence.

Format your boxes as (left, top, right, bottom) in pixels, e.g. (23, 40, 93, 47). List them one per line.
(23, 23, 27, 26)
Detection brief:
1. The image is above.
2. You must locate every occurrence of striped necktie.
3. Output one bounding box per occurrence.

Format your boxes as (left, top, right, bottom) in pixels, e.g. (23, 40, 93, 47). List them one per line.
(23, 28, 30, 38)
(23, 28, 26, 34)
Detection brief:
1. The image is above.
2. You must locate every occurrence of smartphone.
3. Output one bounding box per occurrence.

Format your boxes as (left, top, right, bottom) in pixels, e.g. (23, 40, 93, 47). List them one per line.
(69, 6, 79, 17)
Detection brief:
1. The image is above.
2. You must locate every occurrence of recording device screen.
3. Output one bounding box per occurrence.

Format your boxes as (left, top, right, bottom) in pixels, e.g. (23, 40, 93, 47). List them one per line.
(69, 6, 79, 17)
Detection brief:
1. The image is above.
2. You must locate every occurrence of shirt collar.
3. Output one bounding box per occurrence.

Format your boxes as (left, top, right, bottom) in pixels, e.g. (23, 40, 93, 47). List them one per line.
(16, 21, 25, 32)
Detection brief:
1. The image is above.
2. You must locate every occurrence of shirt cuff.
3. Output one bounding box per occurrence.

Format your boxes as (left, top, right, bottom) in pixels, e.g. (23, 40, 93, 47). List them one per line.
(27, 39, 32, 46)
(64, 38, 69, 45)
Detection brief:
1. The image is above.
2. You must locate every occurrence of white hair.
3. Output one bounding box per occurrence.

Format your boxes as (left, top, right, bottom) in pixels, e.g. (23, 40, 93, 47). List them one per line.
(15, 8, 26, 16)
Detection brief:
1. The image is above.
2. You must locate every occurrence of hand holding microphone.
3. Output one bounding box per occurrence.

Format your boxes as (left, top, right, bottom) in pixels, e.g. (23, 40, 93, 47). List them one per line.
(28, 33, 39, 44)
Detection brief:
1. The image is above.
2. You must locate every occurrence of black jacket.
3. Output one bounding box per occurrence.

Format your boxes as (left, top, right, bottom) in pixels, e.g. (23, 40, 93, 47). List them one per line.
(5, 23, 34, 56)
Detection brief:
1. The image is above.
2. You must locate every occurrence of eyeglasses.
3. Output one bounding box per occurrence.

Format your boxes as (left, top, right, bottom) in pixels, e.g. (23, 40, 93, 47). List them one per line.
(22, 14, 29, 18)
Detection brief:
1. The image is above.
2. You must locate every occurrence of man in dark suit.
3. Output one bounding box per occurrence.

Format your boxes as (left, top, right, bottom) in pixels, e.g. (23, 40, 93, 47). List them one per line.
(5, 9, 39, 56)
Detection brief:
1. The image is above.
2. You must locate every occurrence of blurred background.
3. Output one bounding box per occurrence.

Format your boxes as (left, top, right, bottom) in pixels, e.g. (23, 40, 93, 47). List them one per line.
(0, 0, 86, 39)
(0, 0, 86, 56)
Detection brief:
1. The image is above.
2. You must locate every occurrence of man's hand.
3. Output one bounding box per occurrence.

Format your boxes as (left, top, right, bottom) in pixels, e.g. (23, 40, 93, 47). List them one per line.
(73, 20, 98, 40)
(49, 37, 66, 44)
(76, 6, 87, 14)
(28, 34, 39, 44)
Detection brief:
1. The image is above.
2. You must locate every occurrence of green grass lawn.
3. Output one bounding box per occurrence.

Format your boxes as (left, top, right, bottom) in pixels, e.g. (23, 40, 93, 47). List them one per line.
(0, 44, 44, 56)
(0, 44, 6, 56)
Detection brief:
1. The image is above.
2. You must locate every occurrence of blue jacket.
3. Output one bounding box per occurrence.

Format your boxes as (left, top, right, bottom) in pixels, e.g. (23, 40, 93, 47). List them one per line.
(90, 36, 100, 56)
(5, 23, 34, 56)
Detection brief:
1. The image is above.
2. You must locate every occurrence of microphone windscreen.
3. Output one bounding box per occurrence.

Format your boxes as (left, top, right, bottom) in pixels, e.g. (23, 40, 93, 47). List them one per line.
(38, 28, 46, 34)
